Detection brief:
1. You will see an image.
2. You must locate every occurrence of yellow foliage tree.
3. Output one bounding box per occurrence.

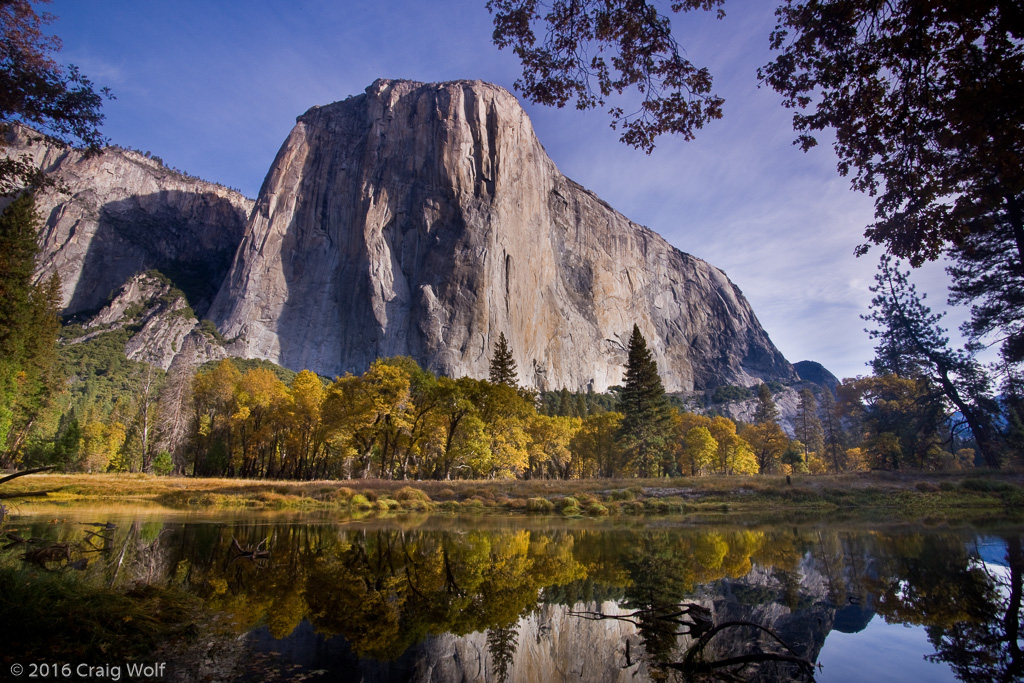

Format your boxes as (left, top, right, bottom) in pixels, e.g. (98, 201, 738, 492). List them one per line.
(526, 413, 580, 479)
(569, 411, 624, 478)
(681, 426, 717, 476)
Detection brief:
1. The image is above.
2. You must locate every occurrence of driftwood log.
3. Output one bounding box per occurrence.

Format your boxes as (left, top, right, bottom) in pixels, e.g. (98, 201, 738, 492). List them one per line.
(0, 466, 61, 499)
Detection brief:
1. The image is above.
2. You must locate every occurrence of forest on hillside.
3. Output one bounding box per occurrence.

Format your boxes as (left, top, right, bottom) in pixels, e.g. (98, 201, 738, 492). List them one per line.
(0, 318, 993, 481)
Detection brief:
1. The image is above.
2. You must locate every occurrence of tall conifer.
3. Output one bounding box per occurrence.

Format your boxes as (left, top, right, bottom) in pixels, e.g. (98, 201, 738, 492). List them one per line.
(617, 324, 673, 477)
(0, 193, 62, 464)
(489, 332, 518, 387)
(754, 383, 779, 425)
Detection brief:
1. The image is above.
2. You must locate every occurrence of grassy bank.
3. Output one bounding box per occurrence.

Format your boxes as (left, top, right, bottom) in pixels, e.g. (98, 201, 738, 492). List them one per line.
(4, 470, 1024, 519)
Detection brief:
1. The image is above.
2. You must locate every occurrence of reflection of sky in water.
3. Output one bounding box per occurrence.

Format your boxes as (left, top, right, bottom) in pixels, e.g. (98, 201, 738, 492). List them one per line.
(817, 618, 957, 683)
(820, 538, 1012, 683)
(977, 536, 1010, 567)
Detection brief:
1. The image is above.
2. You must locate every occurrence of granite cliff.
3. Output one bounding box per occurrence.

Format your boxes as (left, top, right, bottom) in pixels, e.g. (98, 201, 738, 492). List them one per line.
(9, 79, 798, 392)
(209, 79, 796, 392)
(2, 124, 253, 318)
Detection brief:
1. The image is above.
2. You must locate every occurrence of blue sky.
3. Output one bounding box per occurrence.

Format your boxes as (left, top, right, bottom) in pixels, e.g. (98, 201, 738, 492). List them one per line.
(45, 0, 964, 382)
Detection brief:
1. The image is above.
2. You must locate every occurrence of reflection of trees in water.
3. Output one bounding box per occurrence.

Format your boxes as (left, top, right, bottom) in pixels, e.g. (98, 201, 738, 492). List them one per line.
(10, 518, 1024, 681)
(880, 534, 1024, 682)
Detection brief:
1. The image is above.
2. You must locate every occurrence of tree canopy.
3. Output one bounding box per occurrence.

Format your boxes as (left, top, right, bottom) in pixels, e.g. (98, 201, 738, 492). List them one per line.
(486, 0, 726, 153)
(1, 0, 110, 193)
(761, 0, 1024, 366)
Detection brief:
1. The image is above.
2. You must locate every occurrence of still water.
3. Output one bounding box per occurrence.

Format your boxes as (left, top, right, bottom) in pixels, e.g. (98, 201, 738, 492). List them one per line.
(6, 508, 1023, 682)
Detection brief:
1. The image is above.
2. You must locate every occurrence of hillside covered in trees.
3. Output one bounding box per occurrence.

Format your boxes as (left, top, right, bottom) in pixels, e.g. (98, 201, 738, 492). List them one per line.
(3, 316, 994, 481)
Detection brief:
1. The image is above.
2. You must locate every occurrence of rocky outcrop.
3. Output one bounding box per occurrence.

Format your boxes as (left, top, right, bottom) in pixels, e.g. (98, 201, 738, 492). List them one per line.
(794, 360, 841, 391)
(2, 125, 253, 317)
(210, 79, 795, 391)
(65, 271, 229, 371)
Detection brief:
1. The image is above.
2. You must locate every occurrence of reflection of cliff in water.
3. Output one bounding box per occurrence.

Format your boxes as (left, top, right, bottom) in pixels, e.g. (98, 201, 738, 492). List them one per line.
(238, 529, 887, 682)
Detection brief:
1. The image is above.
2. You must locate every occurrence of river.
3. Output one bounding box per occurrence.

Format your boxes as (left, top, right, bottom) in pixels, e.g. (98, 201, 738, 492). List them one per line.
(4, 506, 1022, 682)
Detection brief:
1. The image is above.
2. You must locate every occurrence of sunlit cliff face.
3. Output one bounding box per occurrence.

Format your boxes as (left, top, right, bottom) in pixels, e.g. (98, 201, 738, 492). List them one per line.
(208, 79, 796, 392)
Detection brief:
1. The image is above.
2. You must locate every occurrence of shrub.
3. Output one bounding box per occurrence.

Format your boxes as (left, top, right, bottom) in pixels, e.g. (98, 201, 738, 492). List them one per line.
(585, 503, 609, 516)
(915, 481, 941, 493)
(960, 478, 1015, 493)
(559, 496, 579, 510)
(152, 451, 173, 476)
(393, 486, 432, 503)
(711, 385, 753, 404)
(349, 494, 373, 509)
(620, 500, 645, 514)
(328, 486, 356, 502)
(526, 497, 555, 513)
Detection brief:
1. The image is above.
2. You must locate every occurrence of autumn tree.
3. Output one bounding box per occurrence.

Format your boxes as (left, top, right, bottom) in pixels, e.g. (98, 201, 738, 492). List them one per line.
(477, 381, 533, 478)
(838, 374, 947, 471)
(525, 413, 580, 479)
(616, 324, 673, 477)
(281, 370, 326, 479)
(489, 332, 519, 387)
(189, 358, 242, 476)
(322, 360, 414, 479)
(0, 193, 61, 466)
(680, 425, 716, 476)
(708, 415, 758, 475)
(741, 421, 789, 475)
(428, 376, 490, 480)
(570, 411, 624, 478)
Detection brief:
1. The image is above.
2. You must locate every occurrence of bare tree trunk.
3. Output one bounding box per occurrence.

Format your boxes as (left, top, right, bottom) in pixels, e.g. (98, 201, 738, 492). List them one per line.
(157, 338, 198, 472)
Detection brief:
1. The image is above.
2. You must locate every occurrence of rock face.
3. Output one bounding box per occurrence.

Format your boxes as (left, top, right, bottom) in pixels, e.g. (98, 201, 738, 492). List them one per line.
(72, 271, 229, 370)
(3, 125, 253, 317)
(794, 360, 840, 391)
(210, 79, 795, 391)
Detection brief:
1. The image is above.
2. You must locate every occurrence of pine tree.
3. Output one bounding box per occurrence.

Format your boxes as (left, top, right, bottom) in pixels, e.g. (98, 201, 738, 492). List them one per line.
(488, 332, 518, 387)
(616, 324, 673, 477)
(819, 388, 845, 472)
(865, 255, 1001, 467)
(795, 388, 824, 462)
(753, 383, 779, 425)
(0, 193, 62, 465)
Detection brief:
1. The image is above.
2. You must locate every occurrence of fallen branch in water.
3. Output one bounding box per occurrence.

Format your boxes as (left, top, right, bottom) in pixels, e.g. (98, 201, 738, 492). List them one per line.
(570, 603, 713, 636)
(676, 619, 816, 679)
(230, 536, 270, 560)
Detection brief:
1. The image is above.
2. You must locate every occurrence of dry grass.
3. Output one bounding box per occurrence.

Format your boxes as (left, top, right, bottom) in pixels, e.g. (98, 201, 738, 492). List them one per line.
(3, 470, 1024, 518)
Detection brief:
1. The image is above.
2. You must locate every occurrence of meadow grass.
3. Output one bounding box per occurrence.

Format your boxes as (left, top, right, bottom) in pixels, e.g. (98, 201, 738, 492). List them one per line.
(4, 470, 1024, 518)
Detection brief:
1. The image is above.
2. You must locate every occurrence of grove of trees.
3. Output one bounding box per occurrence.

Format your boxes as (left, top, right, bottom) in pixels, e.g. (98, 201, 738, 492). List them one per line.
(6, 319, 1014, 479)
